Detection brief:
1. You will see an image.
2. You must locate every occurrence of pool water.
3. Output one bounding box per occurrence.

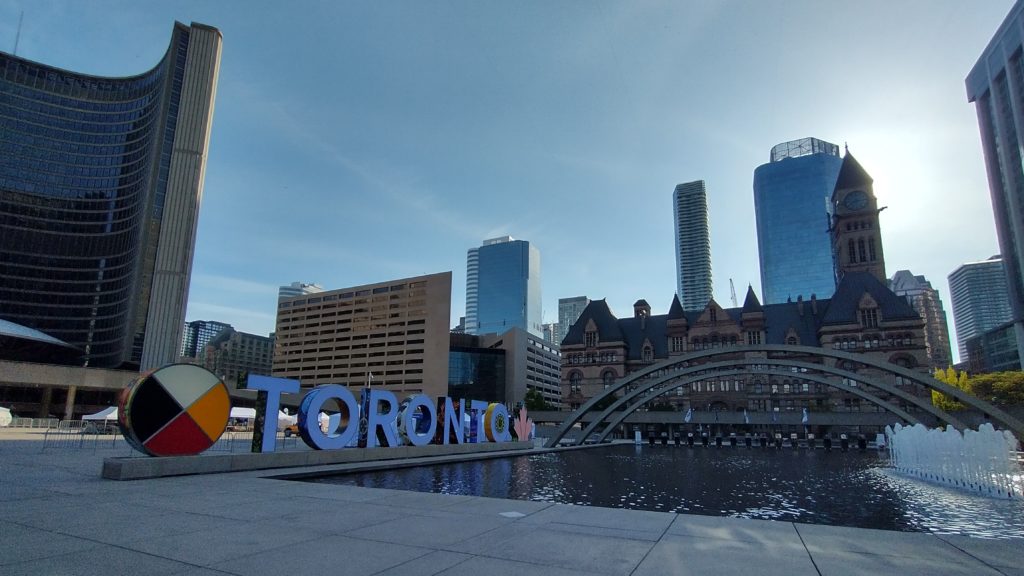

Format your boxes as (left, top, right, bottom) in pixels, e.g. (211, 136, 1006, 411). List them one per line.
(302, 444, 1024, 538)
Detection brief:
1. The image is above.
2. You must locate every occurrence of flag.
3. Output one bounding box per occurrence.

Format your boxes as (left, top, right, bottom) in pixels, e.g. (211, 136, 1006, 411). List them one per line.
(684, 407, 692, 423)
(801, 408, 809, 424)
(743, 409, 750, 424)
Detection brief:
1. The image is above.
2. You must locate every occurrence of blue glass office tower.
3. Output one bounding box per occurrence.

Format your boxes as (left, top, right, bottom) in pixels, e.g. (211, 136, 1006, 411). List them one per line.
(0, 23, 221, 369)
(753, 138, 843, 304)
(465, 236, 542, 337)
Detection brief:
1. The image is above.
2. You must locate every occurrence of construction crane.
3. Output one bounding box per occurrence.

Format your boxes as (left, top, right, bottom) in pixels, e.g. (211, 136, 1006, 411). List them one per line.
(729, 279, 738, 307)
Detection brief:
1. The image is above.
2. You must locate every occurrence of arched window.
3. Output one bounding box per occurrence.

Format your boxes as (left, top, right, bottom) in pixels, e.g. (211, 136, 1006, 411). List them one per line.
(848, 239, 856, 263)
(642, 345, 654, 362)
(786, 336, 797, 345)
(584, 330, 597, 348)
(569, 368, 585, 391)
(868, 237, 877, 261)
(602, 370, 616, 387)
(858, 238, 867, 262)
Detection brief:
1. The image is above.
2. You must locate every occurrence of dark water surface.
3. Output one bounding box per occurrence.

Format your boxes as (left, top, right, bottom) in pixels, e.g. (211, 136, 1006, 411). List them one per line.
(302, 444, 1024, 538)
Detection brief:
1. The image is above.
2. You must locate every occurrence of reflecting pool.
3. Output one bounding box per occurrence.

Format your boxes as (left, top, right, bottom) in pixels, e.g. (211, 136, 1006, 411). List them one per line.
(302, 444, 1024, 538)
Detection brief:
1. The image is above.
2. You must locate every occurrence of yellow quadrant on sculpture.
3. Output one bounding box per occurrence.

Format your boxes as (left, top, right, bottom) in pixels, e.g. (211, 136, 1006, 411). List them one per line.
(186, 384, 230, 442)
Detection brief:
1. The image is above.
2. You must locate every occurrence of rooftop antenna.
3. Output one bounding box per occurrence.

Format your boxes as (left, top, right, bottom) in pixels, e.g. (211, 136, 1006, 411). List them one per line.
(13, 11, 23, 55)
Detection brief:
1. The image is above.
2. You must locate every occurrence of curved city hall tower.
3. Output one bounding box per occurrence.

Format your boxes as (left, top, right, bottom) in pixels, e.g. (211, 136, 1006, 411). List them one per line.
(830, 151, 886, 284)
(0, 22, 222, 369)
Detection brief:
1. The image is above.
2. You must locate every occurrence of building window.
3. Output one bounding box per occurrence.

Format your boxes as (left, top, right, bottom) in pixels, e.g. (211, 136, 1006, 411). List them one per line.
(602, 370, 616, 387)
(859, 308, 879, 328)
(786, 336, 797, 345)
(584, 330, 597, 348)
(858, 238, 867, 262)
(642, 345, 654, 362)
(670, 336, 684, 352)
(848, 239, 856, 264)
(710, 308, 718, 322)
(868, 237, 877, 261)
(569, 371, 582, 393)
(746, 331, 761, 345)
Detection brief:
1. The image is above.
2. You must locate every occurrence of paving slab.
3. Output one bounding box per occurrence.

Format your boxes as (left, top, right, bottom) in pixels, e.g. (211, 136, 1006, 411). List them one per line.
(0, 431, 1020, 576)
(205, 533, 431, 576)
(1, 543, 194, 576)
(445, 523, 656, 575)
(632, 533, 820, 576)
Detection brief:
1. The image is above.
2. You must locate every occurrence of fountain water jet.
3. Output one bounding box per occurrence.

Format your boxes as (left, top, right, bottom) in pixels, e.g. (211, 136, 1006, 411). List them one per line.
(885, 422, 1022, 499)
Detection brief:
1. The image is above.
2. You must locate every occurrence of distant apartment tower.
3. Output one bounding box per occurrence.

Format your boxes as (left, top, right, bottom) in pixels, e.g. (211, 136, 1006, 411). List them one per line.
(673, 181, 713, 311)
(556, 296, 590, 344)
(889, 270, 953, 369)
(273, 272, 452, 397)
(754, 138, 844, 304)
(278, 282, 324, 300)
(0, 22, 222, 369)
(181, 320, 233, 359)
(203, 328, 274, 388)
(542, 323, 558, 344)
(948, 257, 1013, 362)
(967, 0, 1024, 368)
(465, 236, 542, 337)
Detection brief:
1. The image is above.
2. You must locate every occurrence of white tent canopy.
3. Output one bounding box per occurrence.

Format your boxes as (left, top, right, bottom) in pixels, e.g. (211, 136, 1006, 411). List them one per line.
(0, 406, 11, 427)
(83, 406, 118, 421)
(229, 407, 257, 420)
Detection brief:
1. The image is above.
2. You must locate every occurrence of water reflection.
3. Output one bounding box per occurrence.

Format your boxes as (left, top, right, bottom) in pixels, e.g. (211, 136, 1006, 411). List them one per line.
(305, 444, 1024, 538)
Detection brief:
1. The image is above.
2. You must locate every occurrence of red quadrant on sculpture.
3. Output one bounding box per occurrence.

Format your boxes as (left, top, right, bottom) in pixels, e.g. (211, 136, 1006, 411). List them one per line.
(143, 411, 214, 456)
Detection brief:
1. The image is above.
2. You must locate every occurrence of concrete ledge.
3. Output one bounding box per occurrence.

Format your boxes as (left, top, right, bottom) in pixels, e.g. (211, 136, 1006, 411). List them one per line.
(102, 441, 534, 480)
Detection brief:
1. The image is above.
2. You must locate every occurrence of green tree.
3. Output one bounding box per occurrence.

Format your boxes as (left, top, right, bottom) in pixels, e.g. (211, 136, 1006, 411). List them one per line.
(931, 366, 968, 412)
(967, 371, 1024, 406)
(524, 388, 553, 411)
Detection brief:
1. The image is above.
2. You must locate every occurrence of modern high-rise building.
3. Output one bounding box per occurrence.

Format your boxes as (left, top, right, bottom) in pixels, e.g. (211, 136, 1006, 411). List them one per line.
(556, 296, 590, 344)
(181, 320, 233, 359)
(203, 327, 274, 389)
(889, 270, 953, 369)
(278, 282, 324, 300)
(673, 181, 713, 311)
(465, 236, 542, 337)
(754, 138, 844, 304)
(273, 272, 452, 398)
(967, 0, 1024, 368)
(0, 22, 222, 370)
(948, 256, 1013, 362)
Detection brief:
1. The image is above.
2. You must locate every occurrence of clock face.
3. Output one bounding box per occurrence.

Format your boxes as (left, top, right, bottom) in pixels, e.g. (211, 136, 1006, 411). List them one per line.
(843, 190, 868, 211)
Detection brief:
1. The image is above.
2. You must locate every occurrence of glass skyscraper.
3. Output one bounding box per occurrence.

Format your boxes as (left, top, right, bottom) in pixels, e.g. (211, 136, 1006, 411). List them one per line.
(948, 256, 1013, 362)
(556, 295, 590, 344)
(967, 0, 1024, 367)
(465, 236, 542, 337)
(0, 22, 221, 369)
(673, 181, 713, 311)
(753, 138, 843, 305)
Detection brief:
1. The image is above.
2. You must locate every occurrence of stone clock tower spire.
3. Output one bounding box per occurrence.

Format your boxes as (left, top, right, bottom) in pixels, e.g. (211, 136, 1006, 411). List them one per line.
(830, 151, 886, 284)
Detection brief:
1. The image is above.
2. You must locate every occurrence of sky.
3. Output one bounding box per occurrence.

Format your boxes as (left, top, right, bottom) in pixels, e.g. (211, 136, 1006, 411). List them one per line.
(0, 0, 1014, 363)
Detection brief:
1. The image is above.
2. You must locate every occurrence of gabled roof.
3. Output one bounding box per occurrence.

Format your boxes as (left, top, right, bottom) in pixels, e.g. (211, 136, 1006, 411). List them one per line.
(561, 299, 623, 346)
(762, 300, 827, 344)
(741, 285, 763, 314)
(820, 272, 920, 325)
(619, 316, 667, 359)
(834, 151, 873, 191)
(667, 295, 685, 320)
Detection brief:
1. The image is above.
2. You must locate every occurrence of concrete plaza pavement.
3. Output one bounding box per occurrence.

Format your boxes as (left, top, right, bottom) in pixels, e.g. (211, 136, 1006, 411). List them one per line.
(0, 430, 1020, 576)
